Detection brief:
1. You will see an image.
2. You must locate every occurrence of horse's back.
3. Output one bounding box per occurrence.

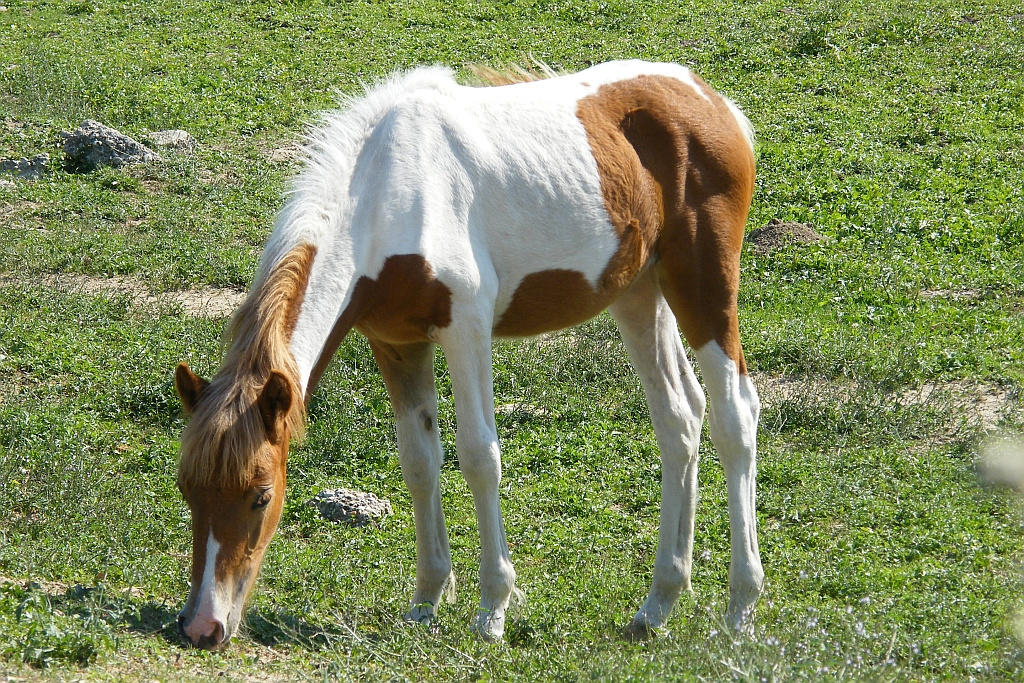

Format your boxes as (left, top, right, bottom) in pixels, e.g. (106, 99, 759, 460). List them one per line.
(304, 61, 754, 342)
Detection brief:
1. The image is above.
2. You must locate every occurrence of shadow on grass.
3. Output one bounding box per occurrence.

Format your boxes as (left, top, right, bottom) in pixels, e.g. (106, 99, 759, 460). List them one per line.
(10, 579, 358, 655)
(245, 608, 348, 651)
(0, 578, 185, 667)
(51, 583, 182, 643)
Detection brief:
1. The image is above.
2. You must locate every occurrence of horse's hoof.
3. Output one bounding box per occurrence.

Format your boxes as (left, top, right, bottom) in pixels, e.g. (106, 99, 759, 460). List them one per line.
(403, 602, 436, 626)
(725, 604, 756, 635)
(623, 620, 660, 642)
(470, 610, 505, 642)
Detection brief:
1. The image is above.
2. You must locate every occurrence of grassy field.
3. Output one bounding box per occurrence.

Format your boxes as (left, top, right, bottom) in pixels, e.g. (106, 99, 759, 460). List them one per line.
(1, 0, 1023, 680)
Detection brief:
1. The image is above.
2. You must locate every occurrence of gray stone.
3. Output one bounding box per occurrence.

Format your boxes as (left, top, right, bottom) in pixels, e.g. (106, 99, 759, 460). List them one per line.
(147, 129, 197, 153)
(61, 120, 160, 172)
(0, 153, 50, 179)
(308, 488, 392, 526)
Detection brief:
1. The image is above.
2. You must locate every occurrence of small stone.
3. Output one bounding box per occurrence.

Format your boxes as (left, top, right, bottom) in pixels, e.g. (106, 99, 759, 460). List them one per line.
(308, 488, 392, 526)
(147, 129, 197, 153)
(0, 153, 49, 179)
(61, 119, 160, 172)
(495, 403, 550, 419)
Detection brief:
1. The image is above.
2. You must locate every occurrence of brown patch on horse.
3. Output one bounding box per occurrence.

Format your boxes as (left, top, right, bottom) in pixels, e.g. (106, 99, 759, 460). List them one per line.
(576, 73, 755, 371)
(305, 254, 453, 399)
(493, 216, 653, 337)
(494, 269, 603, 337)
(177, 243, 316, 488)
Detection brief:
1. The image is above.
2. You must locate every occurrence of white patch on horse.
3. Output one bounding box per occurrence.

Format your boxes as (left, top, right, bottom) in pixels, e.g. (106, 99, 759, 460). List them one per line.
(190, 531, 227, 633)
(278, 62, 723, 391)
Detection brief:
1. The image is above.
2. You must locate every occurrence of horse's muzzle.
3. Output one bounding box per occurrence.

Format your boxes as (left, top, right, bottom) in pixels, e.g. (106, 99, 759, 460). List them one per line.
(178, 611, 229, 650)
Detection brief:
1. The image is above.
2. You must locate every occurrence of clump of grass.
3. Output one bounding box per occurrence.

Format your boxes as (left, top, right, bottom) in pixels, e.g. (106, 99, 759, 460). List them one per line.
(0, 583, 113, 667)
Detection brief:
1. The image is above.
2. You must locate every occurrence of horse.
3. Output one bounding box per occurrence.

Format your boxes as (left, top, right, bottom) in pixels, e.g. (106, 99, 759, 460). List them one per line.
(173, 59, 763, 650)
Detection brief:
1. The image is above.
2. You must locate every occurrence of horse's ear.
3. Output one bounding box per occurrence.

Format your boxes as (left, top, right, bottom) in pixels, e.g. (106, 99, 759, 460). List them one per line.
(257, 370, 293, 443)
(175, 362, 209, 416)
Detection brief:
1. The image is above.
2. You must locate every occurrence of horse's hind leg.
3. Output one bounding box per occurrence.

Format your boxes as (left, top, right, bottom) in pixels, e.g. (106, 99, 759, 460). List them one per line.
(690, 340, 762, 630)
(370, 340, 455, 623)
(434, 314, 517, 641)
(656, 192, 763, 631)
(610, 271, 706, 639)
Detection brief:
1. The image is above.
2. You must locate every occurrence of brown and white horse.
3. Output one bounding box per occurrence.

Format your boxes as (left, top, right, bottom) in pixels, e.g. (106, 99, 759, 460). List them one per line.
(173, 60, 762, 649)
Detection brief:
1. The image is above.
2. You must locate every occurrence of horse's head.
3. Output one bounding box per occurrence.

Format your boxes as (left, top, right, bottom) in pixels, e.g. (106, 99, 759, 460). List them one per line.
(173, 361, 295, 650)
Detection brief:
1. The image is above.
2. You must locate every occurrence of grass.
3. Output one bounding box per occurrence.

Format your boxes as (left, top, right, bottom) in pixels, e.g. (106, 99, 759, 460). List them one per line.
(1, 0, 1023, 680)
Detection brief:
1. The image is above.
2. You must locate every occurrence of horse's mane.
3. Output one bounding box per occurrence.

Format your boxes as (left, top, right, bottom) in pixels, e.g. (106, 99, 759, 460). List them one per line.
(178, 243, 316, 488)
(467, 59, 560, 87)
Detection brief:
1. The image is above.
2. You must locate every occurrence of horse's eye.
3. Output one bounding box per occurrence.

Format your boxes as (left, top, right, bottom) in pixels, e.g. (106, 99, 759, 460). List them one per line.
(253, 490, 272, 510)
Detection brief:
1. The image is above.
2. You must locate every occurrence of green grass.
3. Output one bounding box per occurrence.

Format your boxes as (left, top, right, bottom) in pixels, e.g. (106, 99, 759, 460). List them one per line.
(1, 0, 1023, 680)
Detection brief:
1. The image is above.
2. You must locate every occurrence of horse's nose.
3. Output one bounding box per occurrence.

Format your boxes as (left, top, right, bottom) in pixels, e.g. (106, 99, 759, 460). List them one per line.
(181, 614, 226, 650)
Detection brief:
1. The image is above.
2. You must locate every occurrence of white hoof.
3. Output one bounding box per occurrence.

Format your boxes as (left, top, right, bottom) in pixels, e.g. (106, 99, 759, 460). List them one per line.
(404, 570, 457, 625)
(726, 574, 762, 633)
(403, 602, 436, 625)
(470, 608, 506, 642)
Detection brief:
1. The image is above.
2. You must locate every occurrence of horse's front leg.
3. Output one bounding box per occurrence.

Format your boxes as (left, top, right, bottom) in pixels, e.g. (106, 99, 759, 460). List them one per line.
(435, 317, 517, 641)
(370, 340, 455, 624)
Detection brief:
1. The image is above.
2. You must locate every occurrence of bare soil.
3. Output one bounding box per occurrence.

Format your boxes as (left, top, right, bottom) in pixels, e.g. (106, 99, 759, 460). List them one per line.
(918, 288, 981, 301)
(0, 273, 246, 318)
(753, 371, 1016, 432)
(266, 140, 305, 165)
(746, 219, 823, 254)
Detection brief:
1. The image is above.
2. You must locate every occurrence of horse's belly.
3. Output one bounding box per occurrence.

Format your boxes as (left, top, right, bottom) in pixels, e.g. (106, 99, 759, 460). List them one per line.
(489, 198, 655, 338)
(491, 266, 622, 337)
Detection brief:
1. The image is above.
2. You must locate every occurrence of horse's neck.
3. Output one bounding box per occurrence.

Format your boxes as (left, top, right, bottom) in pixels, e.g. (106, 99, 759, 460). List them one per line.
(285, 238, 362, 400)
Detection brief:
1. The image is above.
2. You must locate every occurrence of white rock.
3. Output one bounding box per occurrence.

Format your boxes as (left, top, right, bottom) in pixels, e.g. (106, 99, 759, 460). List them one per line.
(308, 488, 392, 526)
(62, 120, 160, 171)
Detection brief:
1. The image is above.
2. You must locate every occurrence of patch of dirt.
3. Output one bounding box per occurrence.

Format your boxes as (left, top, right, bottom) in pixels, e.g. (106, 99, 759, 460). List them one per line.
(0, 273, 246, 318)
(746, 219, 823, 255)
(897, 380, 1013, 429)
(919, 288, 981, 301)
(0, 367, 61, 408)
(752, 372, 841, 404)
(0, 199, 41, 219)
(495, 402, 551, 419)
(267, 140, 305, 165)
(0, 575, 147, 601)
(530, 328, 587, 350)
(752, 372, 1016, 432)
